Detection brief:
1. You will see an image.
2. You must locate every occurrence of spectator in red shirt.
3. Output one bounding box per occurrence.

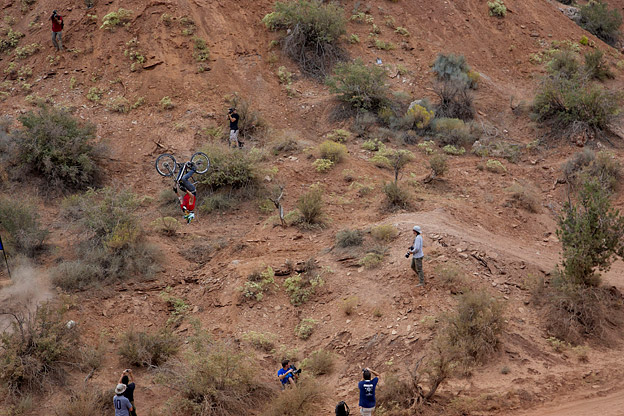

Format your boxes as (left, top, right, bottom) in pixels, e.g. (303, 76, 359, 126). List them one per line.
(51, 10, 63, 52)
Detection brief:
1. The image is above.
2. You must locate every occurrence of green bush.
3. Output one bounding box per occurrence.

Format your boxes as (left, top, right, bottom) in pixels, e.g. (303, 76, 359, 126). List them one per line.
(505, 183, 540, 213)
(0, 29, 24, 53)
(485, 159, 506, 173)
(318, 140, 347, 163)
(442, 144, 465, 156)
(14, 105, 102, 190)
(429, 154, 448, 178)
(0, 197, 48, 257)
(313, 158, 334, 172)
(579, 1, 622, 45)
(302, 349, 334, 375)
(445, 291, 505, 365)
(432, 53, 478, 89)
(533, 75, 621, 133)
(100, 8, 133, 30)
(584, 151, 621, 193)
(0, 303, 78, 394)
(383, 181, 410, 210)
(162, 340, 270, 416)
(284, 270, 324, 306)
(199, 144, 261, 190)
(327, 128, 350, 142)
(294, 318, 318, 339)
(584, 49, 614, 81)
(150, 216, 180, 236)
(14, 43, 39, 59)
(326, 59, 388, 111)
(192, 37, 210, 62)
(296, 187, 324, 227)
(488, 0, 507, 17)
(106, 96, 130, 113)
(240, 266, 276, 301)
(160, 96, 174, 110)
(262, 0, 346, 77)
(359, 250, 385, 269)
(199, 193, 235, 213)
(335, 228, 363, 247)
(86, 87, 103, 102)
(547, 49, 580, 79)
(117, 329, 178, 367)
(404, 104, 434, 130)
(557, 180, 624, 286)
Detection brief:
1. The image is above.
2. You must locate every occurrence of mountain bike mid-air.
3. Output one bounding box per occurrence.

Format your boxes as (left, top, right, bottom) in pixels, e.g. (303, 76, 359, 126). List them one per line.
(155, 152, 210, 223)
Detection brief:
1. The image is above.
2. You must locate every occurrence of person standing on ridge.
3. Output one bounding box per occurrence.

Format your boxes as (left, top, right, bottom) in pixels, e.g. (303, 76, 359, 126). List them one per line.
(227, 107, 241, 148)
(50, 10, 63, 52)
(406, 225, 425, 286)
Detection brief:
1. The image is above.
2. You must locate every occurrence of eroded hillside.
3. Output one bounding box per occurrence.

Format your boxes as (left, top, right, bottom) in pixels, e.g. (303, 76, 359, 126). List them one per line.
(1, 0, 624, 414)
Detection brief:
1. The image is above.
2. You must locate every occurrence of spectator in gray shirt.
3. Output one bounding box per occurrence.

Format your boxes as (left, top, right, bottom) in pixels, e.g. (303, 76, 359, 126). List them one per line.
(407, 225, 424, 286)
(113, 383, 133, 416)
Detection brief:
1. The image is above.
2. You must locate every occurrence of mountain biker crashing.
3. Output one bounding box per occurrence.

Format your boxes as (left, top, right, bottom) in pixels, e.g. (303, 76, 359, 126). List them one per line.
(174, 162, 197, 223)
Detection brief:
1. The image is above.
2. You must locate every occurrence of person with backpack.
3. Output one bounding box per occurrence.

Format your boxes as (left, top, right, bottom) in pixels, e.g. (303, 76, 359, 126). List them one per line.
(335, 401, 350, 416)
(50, 10, 64, 52)
(358, 368, 380, 416)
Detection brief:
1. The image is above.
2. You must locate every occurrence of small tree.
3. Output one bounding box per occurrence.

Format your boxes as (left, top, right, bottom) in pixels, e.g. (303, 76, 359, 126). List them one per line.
(579, 1, 622, 46)
(557, 180, 624, 286)
(386, 149, 414, 183)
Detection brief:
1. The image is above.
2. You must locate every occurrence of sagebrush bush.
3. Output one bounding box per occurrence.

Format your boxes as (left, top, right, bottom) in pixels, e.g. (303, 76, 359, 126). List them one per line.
(326, 59, 389, 111)
(318, 140, 347, 163)
(162, 341, 270, 416)
(118, 329, 178, 367)
(579, 1, 622, 45)
(0, 197, 48, 257)
(200, 193, 236, 213)
(371, 224, 398, 242)
(100, 8, 133, 30)
(336, 228, 363, 247)
(15, 105, 103, 191)
(241, 331, 276, 352)
(294, 318, 317, 339)
(584, 49, 614, 81)
(533, 75, 621, 134)
(53, 188, 158, 291)
(284, 269, 324, 306)
(435, 263, 469, 292)
(429, 154, 448, 178)
(263, 0, 346, 77)
(199, 144, 261, 190)
(359, 251, 385, 269)
(405, 104, 434, 130)
(383, 181, 410, 210)
(547, 49, 579, 79)
(0, 303, 78, 395)
(505, 183, 540, 213)
(562, 148, 595, 184)
(263, 378, 325, 416)
(302, 349, 334, 375)
(445, 291, 505, 365)
(0, 28, 24, 53)
(313, 158, 334, 172)
(296, 187, 324, 227)
(240, 266, 276, 301)
(488, 0, 507, 17)
(54, 387, 111, 416)
(584, 151, 621, 193)
(432, 53, 478, 89)
(341, 295, 359, 315)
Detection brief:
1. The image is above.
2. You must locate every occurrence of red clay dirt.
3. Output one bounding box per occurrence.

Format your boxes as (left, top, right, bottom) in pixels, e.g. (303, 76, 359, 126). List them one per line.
(1, 0, 624, 414)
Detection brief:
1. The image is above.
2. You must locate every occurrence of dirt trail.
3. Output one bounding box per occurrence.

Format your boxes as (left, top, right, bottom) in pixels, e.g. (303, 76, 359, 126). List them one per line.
(516, 390, 624, 416)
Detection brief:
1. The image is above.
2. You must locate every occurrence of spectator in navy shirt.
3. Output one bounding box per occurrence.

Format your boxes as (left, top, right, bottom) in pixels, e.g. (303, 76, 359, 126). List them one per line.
(119, 369, 137, 416)
(358, 367, 380, 416)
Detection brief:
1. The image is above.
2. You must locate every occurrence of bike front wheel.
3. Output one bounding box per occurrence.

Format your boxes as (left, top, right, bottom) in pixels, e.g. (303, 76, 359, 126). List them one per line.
(191, 152, 210, 174)
(155, 153, 177, 177)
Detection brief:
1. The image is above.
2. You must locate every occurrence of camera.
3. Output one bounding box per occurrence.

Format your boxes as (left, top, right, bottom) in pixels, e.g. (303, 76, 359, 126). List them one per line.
(227, 107, 234, 114)
(289, 365, 302, 375)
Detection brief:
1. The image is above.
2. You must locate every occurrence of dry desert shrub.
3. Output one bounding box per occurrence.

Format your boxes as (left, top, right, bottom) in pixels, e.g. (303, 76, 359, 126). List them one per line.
(117, 329, 179, 368)
(302, 349, 335, 375)
(262, 378, 325, 416)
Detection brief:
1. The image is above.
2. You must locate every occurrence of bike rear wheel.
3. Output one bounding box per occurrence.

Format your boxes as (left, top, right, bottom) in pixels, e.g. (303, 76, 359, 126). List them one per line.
(155, 153, 177, 177)
(191, 152, 210, 174)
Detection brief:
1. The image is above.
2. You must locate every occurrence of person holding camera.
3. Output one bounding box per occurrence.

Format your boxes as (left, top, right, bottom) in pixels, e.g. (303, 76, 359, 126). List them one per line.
(113, 383, 134, 416)
(406, 225, 425, 287)
(50, 10, 63, 52)
(118, 369, 137, 416)
(227, 107, 241, 148)
(358, 368, 380, 416)
(277, 359, 300, 389)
